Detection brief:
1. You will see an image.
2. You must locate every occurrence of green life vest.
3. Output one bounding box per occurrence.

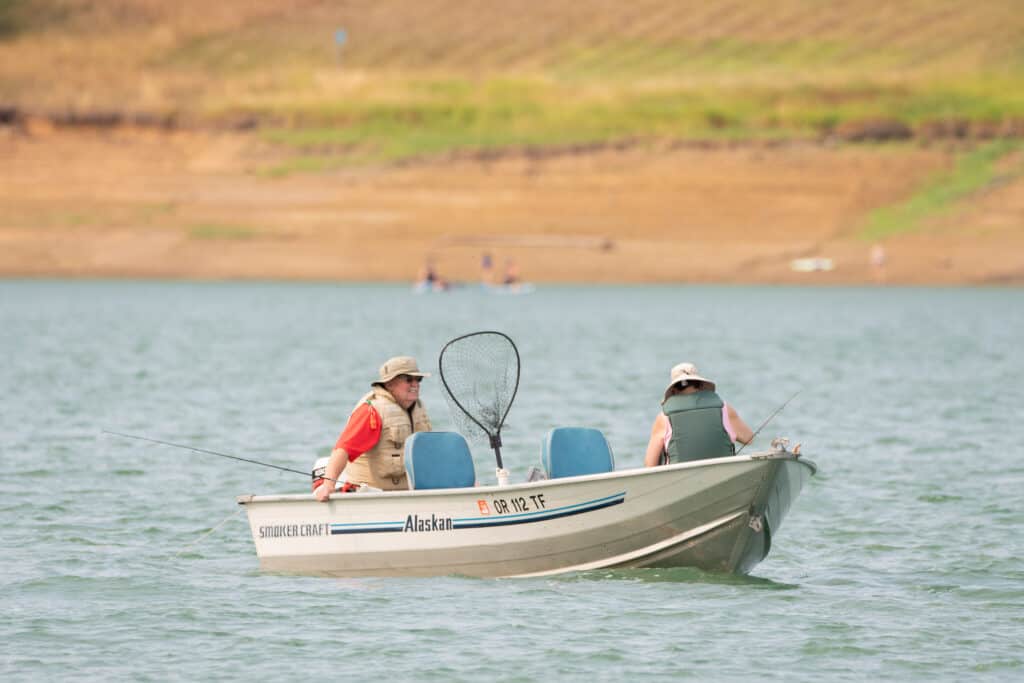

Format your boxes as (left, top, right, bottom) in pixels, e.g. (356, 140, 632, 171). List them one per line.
(662, 390, 735, 464)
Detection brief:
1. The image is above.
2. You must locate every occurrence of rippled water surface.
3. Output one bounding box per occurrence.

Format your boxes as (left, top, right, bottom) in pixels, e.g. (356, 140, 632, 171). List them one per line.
(2, 281, 1022, 681)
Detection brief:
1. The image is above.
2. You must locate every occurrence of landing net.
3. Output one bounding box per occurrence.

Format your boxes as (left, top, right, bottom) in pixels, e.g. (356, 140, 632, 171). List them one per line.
(438, 331, 520, 469)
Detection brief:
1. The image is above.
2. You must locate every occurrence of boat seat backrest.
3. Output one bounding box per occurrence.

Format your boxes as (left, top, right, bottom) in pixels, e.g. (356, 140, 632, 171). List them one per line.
(541, 427, 615, 479)
(404, 432, 476, 490)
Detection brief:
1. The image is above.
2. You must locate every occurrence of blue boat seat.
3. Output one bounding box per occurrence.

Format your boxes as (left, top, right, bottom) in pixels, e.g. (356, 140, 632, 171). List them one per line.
(404, 432, 476, 490)
(541, 427, 615, 479)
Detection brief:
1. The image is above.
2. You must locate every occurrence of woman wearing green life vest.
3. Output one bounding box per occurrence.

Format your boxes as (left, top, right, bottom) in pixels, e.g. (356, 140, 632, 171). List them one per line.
(644, 362, 754, 467)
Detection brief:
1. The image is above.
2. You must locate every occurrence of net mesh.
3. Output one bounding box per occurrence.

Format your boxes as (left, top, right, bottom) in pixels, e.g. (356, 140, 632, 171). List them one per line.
(439, 331, 520, 446)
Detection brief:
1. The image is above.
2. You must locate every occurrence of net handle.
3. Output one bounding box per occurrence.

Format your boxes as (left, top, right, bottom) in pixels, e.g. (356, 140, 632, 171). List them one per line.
(438, 330, 521, 470)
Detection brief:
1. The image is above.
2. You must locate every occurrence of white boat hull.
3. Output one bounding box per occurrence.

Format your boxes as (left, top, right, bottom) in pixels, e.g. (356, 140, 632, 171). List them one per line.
(238, 451, 815, 578)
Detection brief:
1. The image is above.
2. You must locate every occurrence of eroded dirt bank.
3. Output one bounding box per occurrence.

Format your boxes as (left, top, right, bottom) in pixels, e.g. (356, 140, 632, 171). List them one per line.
(2, 126, 1022, 286)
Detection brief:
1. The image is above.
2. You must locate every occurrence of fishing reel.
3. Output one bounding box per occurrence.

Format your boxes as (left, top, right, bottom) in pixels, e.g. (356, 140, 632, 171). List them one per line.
(770, 437, 802, 456)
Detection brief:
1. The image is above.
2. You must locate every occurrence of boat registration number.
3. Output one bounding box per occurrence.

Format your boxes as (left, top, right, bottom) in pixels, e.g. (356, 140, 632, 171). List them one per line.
(486, 494, 546, 515)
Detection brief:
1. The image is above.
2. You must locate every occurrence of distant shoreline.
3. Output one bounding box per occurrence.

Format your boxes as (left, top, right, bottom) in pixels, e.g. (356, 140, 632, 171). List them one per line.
(2, 128, 1022, 287)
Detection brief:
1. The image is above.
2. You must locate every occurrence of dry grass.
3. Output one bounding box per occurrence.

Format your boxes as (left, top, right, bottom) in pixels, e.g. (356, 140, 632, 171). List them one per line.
(2, 0, 1023, 113)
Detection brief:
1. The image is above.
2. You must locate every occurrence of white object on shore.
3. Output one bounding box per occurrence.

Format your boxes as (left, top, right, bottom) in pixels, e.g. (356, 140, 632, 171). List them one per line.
(790, 257, 835, 272)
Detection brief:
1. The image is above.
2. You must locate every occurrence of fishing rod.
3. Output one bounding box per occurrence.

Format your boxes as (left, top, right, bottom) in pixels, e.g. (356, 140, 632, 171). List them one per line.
(734, 390, 801, 456)
(102, 430, 337, 482)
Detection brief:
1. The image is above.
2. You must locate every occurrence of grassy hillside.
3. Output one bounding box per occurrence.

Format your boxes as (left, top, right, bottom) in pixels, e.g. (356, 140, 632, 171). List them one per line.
(2, 0, 1024, 164)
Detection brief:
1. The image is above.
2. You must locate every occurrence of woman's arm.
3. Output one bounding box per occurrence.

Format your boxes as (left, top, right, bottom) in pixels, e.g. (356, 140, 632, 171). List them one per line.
(727, 404, 754, 445)
(644, 414, 668, 467)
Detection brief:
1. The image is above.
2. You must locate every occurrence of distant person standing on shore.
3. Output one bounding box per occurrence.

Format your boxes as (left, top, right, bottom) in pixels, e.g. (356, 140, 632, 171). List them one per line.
(503, 258, 520, 287)
(870, 243, 887, 283)
(480, 251, 495, 286)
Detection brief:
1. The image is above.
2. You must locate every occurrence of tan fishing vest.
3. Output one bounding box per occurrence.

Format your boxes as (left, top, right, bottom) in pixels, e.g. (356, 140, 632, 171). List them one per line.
(344, 386, 431, 490)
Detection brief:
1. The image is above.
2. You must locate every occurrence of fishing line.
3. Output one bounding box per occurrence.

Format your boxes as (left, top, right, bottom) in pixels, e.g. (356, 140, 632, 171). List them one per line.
(175, 507, 245, 558)
(735, 390, 801, 456)
(102, 430, 337, 482)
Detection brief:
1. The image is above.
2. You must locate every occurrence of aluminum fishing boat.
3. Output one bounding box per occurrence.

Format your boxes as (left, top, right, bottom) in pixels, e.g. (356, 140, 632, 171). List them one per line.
(237, 442, 815, 578)
(239, 331, 815, 578)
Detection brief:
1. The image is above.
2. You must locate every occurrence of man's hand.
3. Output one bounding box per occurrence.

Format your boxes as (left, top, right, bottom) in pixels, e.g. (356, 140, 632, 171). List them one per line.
(314, 482, 332, 502)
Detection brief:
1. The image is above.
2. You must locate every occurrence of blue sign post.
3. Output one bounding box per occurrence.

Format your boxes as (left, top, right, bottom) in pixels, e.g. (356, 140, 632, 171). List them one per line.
(334, 28, 347, 64)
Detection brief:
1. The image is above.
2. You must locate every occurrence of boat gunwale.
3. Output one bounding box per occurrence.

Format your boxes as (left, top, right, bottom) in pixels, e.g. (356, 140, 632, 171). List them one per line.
(237, 450, 816, 505)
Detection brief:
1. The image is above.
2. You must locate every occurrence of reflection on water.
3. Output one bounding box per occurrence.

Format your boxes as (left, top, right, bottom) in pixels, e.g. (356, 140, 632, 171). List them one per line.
(566, 567, 801, 589)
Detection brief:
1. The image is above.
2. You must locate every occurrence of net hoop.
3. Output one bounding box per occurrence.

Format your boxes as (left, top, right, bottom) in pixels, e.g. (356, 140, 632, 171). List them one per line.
(438, 330, 521, 469)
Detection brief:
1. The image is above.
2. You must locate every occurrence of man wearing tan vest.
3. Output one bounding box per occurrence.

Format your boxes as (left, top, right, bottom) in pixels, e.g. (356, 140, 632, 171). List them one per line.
(315, 356, 432, 500)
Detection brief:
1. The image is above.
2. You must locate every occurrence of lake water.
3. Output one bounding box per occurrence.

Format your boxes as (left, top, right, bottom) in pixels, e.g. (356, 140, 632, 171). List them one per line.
(2, 280, 1022, 681)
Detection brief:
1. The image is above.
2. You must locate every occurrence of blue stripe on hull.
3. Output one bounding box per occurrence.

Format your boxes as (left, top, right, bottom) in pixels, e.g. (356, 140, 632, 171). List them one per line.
(453, 496, 624, 529)
(329, 491, 626, 535)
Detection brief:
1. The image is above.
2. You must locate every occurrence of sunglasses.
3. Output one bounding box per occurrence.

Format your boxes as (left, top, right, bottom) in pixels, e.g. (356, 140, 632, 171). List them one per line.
(398, 374, 423, 383)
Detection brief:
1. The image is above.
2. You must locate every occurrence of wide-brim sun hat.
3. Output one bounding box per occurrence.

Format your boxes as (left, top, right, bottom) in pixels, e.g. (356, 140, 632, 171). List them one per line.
(373, 356, 431, 386)
(663, 362, 716, 400)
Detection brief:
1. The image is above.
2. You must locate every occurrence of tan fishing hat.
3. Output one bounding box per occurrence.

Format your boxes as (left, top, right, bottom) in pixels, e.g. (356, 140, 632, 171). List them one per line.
(373, 356, 431, 386)
(663, 362, 715, 400)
